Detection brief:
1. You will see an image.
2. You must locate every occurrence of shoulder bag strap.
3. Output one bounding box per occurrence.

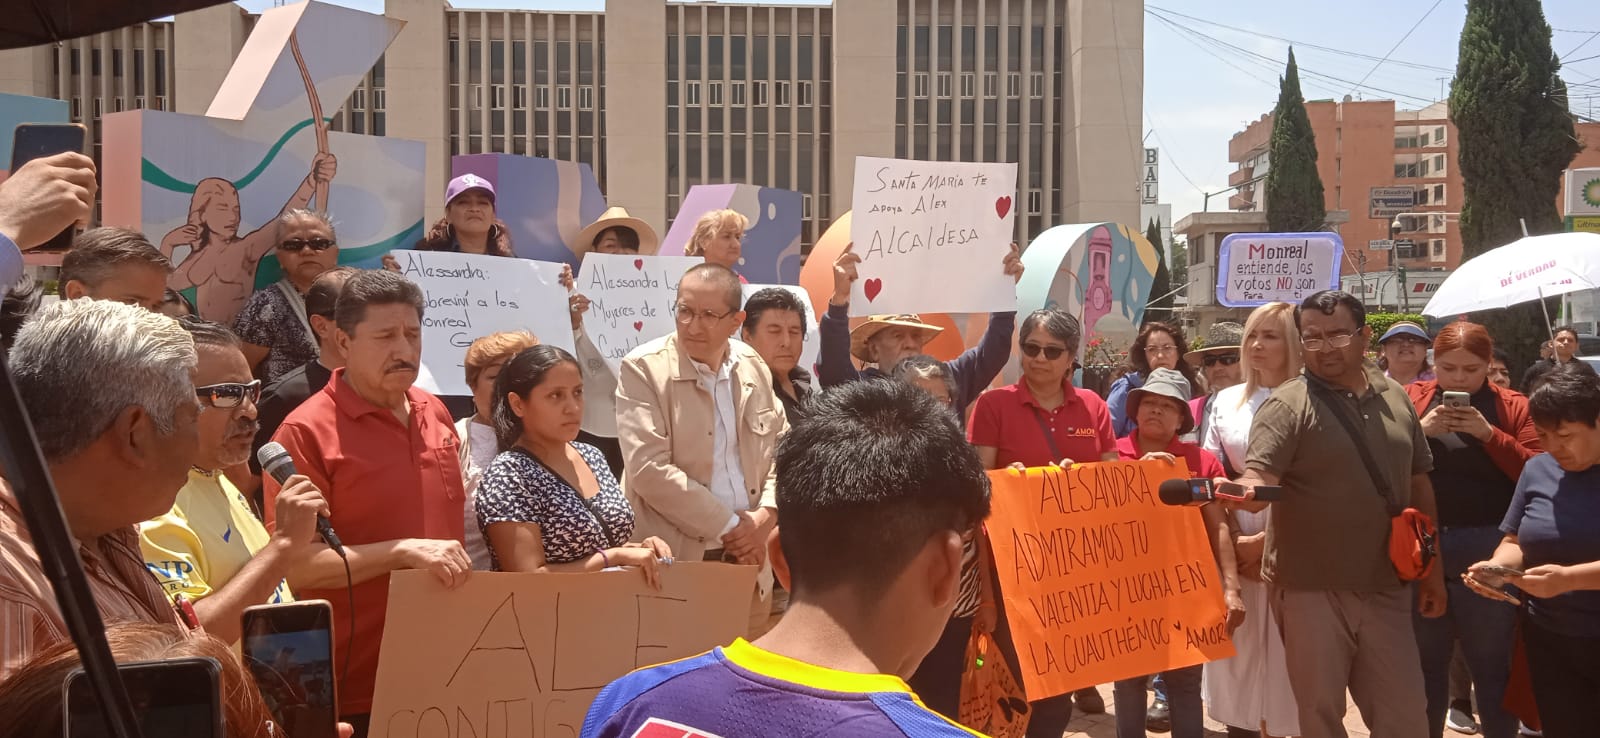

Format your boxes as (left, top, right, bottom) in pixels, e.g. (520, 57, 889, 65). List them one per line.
(512, 446, 619, 545)
(1307, 380, 1400, 516)
(273, 279, 315, 341)
(1029, 407, 1064, 462)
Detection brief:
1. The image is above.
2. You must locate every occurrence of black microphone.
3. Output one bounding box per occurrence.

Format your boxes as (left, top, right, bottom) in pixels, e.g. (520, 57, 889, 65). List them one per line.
(1158, 478, 1283, 506)
(257, 442, 345, 557)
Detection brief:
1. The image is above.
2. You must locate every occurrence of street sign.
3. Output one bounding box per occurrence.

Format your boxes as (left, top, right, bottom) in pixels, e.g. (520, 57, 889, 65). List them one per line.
(1369, 186, 1417, 219)
(1368, 239, 1395, 251)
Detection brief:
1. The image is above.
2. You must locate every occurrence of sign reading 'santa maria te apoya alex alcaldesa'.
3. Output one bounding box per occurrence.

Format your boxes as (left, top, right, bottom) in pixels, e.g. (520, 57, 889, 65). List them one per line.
(1215, 232, 1344, 308)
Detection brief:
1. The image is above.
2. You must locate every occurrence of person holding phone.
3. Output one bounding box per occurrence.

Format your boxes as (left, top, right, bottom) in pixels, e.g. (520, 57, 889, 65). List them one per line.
(1406, 321, 1540, 738)
(1465, 363, 1600, 738)
(476, 345, 673, 586)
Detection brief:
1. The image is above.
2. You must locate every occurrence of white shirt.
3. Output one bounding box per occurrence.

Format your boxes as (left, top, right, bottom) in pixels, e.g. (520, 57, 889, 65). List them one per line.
(690, 350, 748, 539)
(455, 417, 499, 571)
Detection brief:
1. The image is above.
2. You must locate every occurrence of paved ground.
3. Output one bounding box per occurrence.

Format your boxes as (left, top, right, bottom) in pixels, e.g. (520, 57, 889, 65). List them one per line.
(1060, 682, 1373, 738)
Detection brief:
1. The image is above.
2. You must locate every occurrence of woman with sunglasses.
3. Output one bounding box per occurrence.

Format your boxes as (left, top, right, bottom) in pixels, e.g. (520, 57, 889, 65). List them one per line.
(232, 209, 341, 384)
(969, 308, 1119, 734)
(1107, 322, 1200, 437)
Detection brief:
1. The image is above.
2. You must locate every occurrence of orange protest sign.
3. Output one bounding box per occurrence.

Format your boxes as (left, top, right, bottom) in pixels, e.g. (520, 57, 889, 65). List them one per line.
(985, 460, 1236, 700)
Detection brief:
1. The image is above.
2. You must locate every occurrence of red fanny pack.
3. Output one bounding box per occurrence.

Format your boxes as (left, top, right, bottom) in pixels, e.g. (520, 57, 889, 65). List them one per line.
(1390, 507, 1439, 581)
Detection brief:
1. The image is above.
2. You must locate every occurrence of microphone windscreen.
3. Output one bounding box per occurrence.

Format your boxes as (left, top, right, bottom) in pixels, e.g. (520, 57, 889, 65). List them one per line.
(256, 442, 295, 483)
(1158, 478, 1197, 506)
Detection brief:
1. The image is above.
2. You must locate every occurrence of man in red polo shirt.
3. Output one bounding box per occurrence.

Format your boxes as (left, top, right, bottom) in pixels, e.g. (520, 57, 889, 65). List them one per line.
(265, 269, 470, 736)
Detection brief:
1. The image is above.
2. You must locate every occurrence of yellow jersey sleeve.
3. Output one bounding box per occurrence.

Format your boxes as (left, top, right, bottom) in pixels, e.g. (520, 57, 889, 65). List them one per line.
(138, 508, 216, 601)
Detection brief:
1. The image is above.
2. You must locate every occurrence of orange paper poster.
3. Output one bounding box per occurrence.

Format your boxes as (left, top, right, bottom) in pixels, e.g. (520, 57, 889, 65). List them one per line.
(368, 564, 755, 737)
(986, 460, 1236, 700)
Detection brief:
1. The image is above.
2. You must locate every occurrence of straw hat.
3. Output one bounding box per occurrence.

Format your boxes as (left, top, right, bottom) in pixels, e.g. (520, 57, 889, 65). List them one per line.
(572, 206, 661, 256)
(1127, 368, 1196, 435)
(1183, 322, 1244, 366)
(849, 314, 944, 363)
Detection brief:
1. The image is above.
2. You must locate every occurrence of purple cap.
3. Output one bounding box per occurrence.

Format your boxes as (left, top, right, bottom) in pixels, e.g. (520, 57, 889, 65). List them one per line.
(445, 173, 496, 205)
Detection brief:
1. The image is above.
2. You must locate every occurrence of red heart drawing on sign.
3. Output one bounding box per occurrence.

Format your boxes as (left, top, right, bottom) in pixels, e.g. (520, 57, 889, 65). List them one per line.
(995, 196, 1012, 219)
(633, 259, 644, 270)
(633, 321, 644, 332)
(863, 278, 884, 302)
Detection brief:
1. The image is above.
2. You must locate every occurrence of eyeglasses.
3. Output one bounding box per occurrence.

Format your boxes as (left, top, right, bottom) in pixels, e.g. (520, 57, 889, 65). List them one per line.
(1144, 344, 1179, 356)
(1203, 354, 1241, 368)
(1302, 332, 1356, 352)
(195, 380, 262, 409)
(278, 238, 335, 252)
(674, 304, 737, 326)
(1020, 342, 1069, 360)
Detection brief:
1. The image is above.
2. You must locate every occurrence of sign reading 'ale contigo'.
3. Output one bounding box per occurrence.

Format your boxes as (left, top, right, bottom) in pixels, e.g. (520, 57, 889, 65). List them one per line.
(984, 461, 1236, 700)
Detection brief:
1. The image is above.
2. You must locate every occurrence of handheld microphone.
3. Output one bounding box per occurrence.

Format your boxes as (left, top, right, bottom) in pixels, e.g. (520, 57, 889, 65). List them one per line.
(257, 442, 346, 557)
(1157, 478, 1283, 506)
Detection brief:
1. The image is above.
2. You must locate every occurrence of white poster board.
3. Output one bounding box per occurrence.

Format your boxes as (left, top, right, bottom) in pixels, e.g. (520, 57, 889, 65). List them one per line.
(741, 283, 821, 383)
(848, 156, 1018, 316)
(1215, 232, 1344, 308)
(577, 254, 704, 373)
(392, 250, 574, 397)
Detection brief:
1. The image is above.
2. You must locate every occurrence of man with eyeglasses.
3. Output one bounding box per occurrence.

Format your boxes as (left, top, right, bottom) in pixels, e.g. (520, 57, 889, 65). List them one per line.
(139, 318, 330, 645)
(617, 263, 787, 636)
(233, 210, 342, 384)
(1229, 290, 1444, 738)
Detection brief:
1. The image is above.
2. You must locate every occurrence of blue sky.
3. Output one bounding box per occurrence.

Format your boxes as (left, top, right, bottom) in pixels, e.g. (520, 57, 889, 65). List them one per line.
(239, 0, 1600, 223)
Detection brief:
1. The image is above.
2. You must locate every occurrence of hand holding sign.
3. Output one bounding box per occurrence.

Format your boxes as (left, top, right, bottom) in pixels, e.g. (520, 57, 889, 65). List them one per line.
(848, 157, 1020, 316)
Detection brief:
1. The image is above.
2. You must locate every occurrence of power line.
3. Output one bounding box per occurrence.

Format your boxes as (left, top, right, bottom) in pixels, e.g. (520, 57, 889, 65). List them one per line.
(1144, 4, 1453, 73)
(1143, 114, 1207, 194)
(1564, 31, 1600, 60)
(1347, 0, 1446, 98)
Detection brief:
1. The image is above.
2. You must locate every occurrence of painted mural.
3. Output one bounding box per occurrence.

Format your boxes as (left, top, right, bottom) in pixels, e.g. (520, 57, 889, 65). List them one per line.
(451, 154, 608, 267)
(101, 0, 422, 324)
(1016, 222, 1160, 351)
(661, 183, 803, 285)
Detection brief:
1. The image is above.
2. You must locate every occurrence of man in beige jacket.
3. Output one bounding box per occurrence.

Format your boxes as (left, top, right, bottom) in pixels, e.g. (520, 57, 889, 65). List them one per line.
(617, 263, 786, 633)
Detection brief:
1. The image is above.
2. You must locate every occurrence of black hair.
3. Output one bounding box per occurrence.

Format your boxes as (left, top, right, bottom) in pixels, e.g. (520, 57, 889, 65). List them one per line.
(1552, 324, 1579, 341)
(177, 315, 241, 350)
(1, 274, 44, 351)
(1296, 290, 1367, 332)
(776, 380, 990, 598)
(160, 288, 196, 317)
(1127, 320, 1199, 388)
(1526, 356, 1598, 398)
(741, 288, 808, 338)
(594, 226, 640, 252)
(1529, 361, 1600, 428)
(1492, 348, 1510, 365)
(60, 227, 173, 289)
(679, 263, 743, 313)
(305, 266, 357, 318)
(334, 269, 424, 335)
(1019, 308, 1082, 355)
(490, 345, 582, 452)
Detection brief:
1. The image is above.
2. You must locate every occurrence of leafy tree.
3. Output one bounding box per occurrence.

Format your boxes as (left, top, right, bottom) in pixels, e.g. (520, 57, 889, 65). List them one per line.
(1266, 48, 1327, 232)
(1146, 219, 1173, 317)
(1170, 239, 1189, 292)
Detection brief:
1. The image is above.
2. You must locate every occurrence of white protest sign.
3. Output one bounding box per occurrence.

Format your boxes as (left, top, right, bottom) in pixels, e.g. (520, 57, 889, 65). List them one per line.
(1215, 232, 1344, 308)
(578, 253, 704, 373)
(742, 283, 821, 382)
(392, 250, 574, 397)
(849, 156, 1018, 317)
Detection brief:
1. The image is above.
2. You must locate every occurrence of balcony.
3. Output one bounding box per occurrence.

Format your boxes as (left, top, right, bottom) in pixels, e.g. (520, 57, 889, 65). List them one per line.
(1228, 166, 1255, 188)
(1228, 193, 1256, 211)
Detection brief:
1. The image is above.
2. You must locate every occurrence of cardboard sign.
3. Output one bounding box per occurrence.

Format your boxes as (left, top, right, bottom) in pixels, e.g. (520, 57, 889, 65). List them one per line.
(741, 283, 821, 381)
(849, 157, 1018, 316)
(986, 461, 1235, 700)
(369, 565, 757, 738)
(1215, 232, 1343, 308)
(577, 254, 704, 373)
(394, 250, 575, 397)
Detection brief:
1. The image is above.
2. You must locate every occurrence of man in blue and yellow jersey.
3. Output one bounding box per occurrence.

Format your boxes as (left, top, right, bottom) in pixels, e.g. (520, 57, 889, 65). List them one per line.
(583, 380, 993, 738)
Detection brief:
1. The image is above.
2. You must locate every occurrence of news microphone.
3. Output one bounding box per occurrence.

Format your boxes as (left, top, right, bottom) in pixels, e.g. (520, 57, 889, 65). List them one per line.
(257, 442, 345, 557)
(1157, 478, 1283, 506)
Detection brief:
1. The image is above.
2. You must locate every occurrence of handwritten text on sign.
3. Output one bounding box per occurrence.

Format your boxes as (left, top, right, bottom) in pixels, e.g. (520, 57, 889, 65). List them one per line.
(1215, 232, 1343, 308)
(578, 254, 704, 374)
(369, 565, 756, 738)
(848, 157, 1018, 317)
(394, 251, 575, 397)
(986, 461, 1235, 700)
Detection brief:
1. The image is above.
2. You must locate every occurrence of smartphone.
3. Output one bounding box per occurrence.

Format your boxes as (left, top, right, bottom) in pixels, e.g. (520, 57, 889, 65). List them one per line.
(1443, 391, 1471, 409)
(63, 657, 224, 738)
(9, 123, 88, 251)
(242, 600, 339, 738)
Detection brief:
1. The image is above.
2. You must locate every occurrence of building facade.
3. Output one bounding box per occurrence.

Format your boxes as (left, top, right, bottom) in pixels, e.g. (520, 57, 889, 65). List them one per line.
(0, 0, 1144, 252)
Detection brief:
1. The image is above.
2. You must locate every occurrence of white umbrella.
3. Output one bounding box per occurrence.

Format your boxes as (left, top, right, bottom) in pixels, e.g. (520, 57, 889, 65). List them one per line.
(1422, 232, 1600, 318)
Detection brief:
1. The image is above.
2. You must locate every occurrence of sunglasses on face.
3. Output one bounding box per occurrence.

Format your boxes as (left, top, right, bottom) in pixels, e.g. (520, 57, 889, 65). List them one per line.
(1203, 354, 1241, 368)
(1020, 342, 1069, 360)
(195, 380, 262, 409)
(278, 238, 335, 252)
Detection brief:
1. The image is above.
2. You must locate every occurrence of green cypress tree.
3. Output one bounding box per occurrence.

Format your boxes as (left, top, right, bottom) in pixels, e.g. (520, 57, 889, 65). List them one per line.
(1266, 48, 1327, 233)
(1146, 219, 1174, 317)
(1451, 0, 1581, 372)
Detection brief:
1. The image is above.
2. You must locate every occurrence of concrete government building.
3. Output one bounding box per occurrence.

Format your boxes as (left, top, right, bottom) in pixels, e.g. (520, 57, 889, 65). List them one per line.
(0, 0, 1144, 251)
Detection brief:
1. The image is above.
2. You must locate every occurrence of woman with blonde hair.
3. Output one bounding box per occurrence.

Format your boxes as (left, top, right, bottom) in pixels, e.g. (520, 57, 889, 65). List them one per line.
(684, 209, 749, 279)
(1199, 301, 1303, 738)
